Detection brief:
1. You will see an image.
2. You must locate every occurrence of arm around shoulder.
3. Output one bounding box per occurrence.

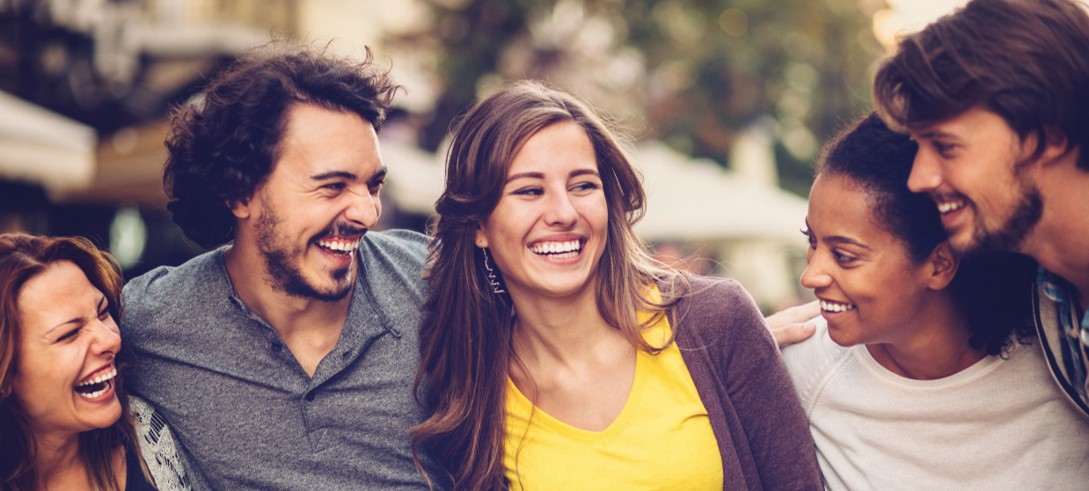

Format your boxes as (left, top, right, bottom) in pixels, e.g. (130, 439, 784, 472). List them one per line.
(129, 396, 195, 490)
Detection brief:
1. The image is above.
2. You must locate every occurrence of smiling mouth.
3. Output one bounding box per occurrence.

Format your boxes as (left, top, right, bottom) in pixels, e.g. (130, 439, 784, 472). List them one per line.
(74, 367, 117, 399)
(315, 236, 362, 256)
(935, 197, 967, 214)
(819, 299, 855, 313)
(529, 239, 583, 259)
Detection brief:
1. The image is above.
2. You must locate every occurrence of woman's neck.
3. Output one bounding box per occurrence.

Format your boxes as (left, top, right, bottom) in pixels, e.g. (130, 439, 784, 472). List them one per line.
(511, 289, 616, 365)
(507, 286, 639, 431)
(866, 295, 986, 380)
(33, 431, 93, 490)
(868, 341, 985, 380)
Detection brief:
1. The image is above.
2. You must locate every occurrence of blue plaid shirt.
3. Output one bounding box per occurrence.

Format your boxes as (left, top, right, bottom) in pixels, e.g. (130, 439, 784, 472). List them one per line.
(1038, 267, 1089, 406)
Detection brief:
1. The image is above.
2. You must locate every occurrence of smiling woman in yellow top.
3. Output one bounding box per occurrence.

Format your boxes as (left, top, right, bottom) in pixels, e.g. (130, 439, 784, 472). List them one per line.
(412, 81, 821, 490)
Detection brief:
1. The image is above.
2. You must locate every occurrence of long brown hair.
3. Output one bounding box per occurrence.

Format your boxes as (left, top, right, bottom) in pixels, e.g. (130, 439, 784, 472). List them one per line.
(0, 233, 137, 491)
(411, 81, 685, 489)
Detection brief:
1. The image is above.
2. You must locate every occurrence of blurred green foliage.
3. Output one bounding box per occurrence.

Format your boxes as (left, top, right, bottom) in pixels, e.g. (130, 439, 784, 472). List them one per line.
(403, 0, 884, 196)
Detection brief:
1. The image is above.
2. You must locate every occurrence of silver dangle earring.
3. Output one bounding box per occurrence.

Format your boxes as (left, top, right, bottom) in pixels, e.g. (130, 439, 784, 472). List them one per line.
(481, 248, 506, 295)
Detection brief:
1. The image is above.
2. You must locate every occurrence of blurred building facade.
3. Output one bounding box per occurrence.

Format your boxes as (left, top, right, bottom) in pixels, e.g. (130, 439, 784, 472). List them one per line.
(0, 0, 892, 308)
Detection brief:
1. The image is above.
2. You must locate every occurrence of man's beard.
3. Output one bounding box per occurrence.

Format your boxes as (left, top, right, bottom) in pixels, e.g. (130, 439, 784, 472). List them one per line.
(969, 183, 1043, 256)
(255, 203, 355, 302)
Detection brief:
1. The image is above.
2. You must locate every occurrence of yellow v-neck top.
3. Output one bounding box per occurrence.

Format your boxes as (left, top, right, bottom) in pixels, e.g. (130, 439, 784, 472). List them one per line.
(503, 300, 722, 490)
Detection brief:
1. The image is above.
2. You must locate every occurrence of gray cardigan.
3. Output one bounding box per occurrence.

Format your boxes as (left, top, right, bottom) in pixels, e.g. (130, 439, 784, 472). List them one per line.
(671, 276, 823, 491)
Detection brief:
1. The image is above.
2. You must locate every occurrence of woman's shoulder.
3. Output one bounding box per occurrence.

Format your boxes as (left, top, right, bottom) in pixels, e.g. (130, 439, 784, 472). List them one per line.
(669, 275, 753, 307)
(666, 275, 769, 351)
(128, 396, 193, 490)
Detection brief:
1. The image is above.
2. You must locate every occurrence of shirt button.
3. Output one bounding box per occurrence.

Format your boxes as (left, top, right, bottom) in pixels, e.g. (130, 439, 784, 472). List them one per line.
(271, 343, 282, 353)
(305, 392, 316, 402)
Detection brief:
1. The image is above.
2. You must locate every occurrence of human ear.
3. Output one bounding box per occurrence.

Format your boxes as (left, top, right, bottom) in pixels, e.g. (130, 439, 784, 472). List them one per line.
(229, 197, 251, 220)
(1039, 129, 1072, 167)
(1022, 128, 1071, 169)
(926, 242, 959, 290)
(474, 227, 488, 249)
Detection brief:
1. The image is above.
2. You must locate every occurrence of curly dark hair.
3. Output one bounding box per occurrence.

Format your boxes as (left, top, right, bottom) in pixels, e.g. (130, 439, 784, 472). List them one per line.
(818, 113, 1035, 356)
(164, 44, 400, 248)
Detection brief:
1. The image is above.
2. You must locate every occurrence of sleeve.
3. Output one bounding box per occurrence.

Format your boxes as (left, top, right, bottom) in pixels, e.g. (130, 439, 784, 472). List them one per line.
(129, 396, 197, 491)
(684, 279, 823, 491)
(780, 317, 831, 413)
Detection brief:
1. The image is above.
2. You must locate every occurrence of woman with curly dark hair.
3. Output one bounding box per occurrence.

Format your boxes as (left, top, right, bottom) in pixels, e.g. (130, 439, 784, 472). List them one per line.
(412, 81, 821, 490)
(782, 113, 1089, 489)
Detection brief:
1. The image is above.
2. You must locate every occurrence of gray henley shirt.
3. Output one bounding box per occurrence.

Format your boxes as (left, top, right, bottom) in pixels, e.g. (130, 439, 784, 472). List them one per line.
(121, 229, 435, 490)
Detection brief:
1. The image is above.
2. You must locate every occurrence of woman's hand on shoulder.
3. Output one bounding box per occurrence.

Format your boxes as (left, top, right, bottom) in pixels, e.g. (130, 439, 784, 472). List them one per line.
(765, 301, 819, 348)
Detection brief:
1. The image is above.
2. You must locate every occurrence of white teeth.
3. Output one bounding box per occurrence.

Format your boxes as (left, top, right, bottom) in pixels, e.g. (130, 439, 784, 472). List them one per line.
(79, 385, 110, 399)
(530, 240, 581, 255)
(75, 368, 117, 388)
(75, 368, 117, 399)
(318, 237, 361, 253)
(936, 200, 966, 214)
(819, 300, 855, 313)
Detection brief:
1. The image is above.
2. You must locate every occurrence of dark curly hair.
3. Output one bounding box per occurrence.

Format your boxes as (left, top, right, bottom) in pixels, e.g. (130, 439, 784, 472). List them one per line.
(164, 44, 400, 248)
(818, 113, 1035, 356)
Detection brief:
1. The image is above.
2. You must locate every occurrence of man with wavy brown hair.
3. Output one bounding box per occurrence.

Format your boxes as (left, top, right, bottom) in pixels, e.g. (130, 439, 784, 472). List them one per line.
(121, 44, 437, 489)
(872, 0, 1089, 417)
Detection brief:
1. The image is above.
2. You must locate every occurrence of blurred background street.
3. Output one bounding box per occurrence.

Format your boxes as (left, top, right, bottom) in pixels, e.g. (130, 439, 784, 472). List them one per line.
(0, 0, 963, 311)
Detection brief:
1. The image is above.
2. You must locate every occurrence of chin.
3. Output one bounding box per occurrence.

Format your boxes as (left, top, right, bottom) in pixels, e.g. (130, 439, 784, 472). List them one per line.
(947, 234, 980, 256)
(826, 326, 862, 348)
(82, 405, 123, 431)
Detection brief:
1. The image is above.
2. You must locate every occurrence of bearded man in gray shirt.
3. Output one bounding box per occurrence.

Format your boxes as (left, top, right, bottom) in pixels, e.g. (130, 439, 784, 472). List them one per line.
(121, 45, 439, 489)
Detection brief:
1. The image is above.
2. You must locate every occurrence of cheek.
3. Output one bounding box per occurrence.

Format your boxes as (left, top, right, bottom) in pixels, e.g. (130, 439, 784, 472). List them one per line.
(581, 198, 609, 230)
(12, 362, 60, 405)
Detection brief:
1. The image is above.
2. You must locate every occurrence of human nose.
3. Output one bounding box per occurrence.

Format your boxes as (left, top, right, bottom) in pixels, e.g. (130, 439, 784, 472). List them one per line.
(799, 253, 832, 290)
(90, 317, 121, 356)
(907, 150, 942, 193)
(543, 190, 578, 227)
(345, 190, 380, 229)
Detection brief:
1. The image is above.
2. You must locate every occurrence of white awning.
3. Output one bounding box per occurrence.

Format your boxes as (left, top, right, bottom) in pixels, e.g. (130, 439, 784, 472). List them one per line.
(633, 141, 809, 243)
(0, 90, 97, 190)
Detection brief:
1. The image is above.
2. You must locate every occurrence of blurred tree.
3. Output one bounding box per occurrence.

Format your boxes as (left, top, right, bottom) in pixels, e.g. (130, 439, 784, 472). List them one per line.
(401, 0, 885, 195)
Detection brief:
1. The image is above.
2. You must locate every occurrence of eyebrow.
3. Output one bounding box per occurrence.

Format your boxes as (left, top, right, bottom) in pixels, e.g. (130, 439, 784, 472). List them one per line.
(45, 295, 107, 336)
(916, 129, 956, 140)
(824, 235, 871, 250)
(312, 167, 388, 183)
(504, 168, 601, 184)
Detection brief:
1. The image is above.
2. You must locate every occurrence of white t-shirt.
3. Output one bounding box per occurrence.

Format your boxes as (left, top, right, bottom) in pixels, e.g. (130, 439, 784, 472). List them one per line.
(782, 318, 1089, 491)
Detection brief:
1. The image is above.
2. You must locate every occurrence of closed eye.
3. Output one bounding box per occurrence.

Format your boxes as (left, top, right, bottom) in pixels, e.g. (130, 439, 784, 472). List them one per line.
(832, 250, 858, 265)
(931, 140, 957, 157)
(57, 327, 80, 342)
